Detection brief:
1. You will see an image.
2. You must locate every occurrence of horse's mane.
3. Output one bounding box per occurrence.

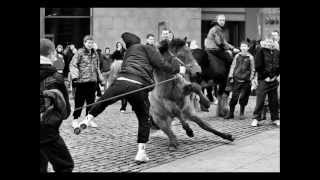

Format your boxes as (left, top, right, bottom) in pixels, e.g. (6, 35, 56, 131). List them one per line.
(158, 38, 186, 55)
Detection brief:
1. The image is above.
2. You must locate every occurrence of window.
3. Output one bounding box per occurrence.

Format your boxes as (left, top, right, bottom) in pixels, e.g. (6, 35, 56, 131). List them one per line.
(44, 8, 91, 49)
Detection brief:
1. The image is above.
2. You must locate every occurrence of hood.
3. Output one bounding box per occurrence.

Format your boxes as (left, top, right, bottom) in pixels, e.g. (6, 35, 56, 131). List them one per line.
(121, 32, 141, 49)
(40, 63, 57, 81)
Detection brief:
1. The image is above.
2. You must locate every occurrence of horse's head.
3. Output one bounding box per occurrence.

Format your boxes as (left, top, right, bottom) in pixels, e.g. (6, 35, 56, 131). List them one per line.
(247, 38, 261, 57)
(159, 38, 202, 78)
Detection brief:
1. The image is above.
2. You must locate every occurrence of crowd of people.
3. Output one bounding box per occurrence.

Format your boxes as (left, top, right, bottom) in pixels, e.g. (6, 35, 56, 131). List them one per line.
(40, 13, 279, 172)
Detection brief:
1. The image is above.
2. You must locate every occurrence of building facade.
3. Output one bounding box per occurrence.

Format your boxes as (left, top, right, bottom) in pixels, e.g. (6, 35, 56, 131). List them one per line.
(40, 8, 279, 51)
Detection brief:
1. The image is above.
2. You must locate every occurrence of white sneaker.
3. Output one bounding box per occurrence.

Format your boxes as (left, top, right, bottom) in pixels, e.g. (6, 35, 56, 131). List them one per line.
(79, 114, 94, 129)
(88, 120, 98, 128)
(273, 120, 280, 126)
(120, 110, 125, 113)
(251, 119, 259, 127)
(134, 150, 150, 162)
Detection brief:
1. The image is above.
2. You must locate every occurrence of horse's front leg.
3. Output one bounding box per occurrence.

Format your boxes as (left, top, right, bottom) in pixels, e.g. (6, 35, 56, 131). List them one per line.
(183, 83, 210, 109)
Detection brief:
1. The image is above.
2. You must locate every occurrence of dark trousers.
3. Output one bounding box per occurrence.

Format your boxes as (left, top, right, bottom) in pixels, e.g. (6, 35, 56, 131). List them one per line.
(120, 98, 128, 111)
(253, 80, 279, 121)
(89, 80, 151, 143)
(229, 80, 251, 109)
(40, 136, 74, 173)
(73, 82, 97, 119)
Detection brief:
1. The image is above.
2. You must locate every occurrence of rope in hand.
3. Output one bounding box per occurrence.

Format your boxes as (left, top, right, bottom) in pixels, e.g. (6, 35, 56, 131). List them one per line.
(72, 75, 180, 112)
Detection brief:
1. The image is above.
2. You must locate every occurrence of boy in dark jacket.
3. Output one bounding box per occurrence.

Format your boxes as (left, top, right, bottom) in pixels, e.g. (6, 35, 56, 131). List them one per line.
(40, 39, 73, 172)
(251, 38, 280, 127)
(74, 32, 186, 163)
(225, 41, 255, 120)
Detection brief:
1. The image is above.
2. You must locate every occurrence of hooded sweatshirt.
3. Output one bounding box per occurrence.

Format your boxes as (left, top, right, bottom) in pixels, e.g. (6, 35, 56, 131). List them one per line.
(40, 56, 71, 144)
(255, 43, 280, 80)
(117, 32, 180, 86)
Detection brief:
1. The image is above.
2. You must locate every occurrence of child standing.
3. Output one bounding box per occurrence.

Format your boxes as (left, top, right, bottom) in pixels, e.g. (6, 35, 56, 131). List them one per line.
(224, 41, 255, 120)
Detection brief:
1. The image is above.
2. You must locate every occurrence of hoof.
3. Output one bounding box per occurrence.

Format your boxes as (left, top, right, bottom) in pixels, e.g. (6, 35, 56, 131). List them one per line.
(168, 142, 178, 151)
(224, 134, 235, 142)
(186, 129, 194, 137)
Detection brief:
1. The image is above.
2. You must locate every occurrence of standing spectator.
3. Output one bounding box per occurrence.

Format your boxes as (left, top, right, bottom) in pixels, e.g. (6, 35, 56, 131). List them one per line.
(100, 47, 113, 89)
(145, 33, 156, 48)
(69, 35, 104, 129)
(224, 41, 255, 120)
(168, 29, 174, 41)
(111, 41, 126, 60)
(53, 44, 65, 74)
(40, 38, 73, 172)
(111, 41, 128, 113)
(63, 44, 75, 78)
(96, 48, 103, 97)
(251, 38, 280, 127)
(271, 30, 280, 50)
(77, 32, 184, 162)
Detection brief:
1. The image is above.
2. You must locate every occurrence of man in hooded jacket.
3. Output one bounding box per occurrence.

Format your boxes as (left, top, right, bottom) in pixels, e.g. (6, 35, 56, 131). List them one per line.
(74, 32, 186, 163)
(40, 38, 73, 172)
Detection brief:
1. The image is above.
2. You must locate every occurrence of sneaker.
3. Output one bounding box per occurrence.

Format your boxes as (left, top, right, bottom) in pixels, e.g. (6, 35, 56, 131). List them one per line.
(120, 110, 125, 113)
(134, 150, 150, 163)
(273, 120, 280, 126)
(88, 120, 98, 128)
(251, 119, 259, 127)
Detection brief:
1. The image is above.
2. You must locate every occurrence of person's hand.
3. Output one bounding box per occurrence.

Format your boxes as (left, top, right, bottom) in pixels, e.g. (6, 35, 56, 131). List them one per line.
(229, 77, 234, 83)
(233, 48, 240, 53)
(264, 77, 271, 82)
(179, 66, 186, 75)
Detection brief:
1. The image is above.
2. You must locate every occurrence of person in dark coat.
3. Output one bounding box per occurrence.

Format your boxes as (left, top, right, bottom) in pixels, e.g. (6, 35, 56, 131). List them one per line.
(40, 38, 73, 173)
(75, 32, 186, 163)
(204, 14, 240, 65)
(251, 38, 280, 127)
(111, 41, 128, 112)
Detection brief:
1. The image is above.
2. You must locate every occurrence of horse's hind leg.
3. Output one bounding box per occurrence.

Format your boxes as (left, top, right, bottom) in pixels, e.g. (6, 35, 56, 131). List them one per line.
(183, 111, 234, 142)
(153, 114, 179, 151)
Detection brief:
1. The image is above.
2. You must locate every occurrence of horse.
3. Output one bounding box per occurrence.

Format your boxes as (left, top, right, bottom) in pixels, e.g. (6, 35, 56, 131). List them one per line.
(190, 48, 234, 117)
(149, 38, 235, 151)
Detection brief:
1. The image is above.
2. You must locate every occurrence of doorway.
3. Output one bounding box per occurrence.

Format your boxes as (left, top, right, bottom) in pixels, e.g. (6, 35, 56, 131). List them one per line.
(44, 8, 91, 49)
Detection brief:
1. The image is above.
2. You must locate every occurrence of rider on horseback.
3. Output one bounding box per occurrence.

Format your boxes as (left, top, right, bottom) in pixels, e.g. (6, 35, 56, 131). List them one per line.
(204, 14, 240, 65)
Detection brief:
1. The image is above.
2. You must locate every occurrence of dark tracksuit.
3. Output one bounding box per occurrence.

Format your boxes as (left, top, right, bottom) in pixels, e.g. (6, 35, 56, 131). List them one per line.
(253, 47, 280, 121)
(88, 32, 180, 143)
(228, 53, 255, 115)
(40, 62, 73, 172)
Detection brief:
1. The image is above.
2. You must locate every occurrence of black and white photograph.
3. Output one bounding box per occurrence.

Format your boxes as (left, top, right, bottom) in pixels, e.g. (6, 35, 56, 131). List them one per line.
(40, 7, 280, 173)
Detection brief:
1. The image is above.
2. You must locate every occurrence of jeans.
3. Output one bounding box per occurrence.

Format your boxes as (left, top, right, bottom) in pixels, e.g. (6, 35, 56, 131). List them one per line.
(89, 80, 151, 143)
(253, 80, 279, 121)
(229, 80, 251, 108)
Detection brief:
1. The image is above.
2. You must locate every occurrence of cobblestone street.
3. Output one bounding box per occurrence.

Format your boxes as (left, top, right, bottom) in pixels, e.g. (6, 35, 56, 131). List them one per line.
(50, 96, 278, 172)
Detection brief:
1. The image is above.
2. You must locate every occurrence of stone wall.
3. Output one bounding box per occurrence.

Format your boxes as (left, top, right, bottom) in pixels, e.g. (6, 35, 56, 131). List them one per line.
(92, 8, 201, 52)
